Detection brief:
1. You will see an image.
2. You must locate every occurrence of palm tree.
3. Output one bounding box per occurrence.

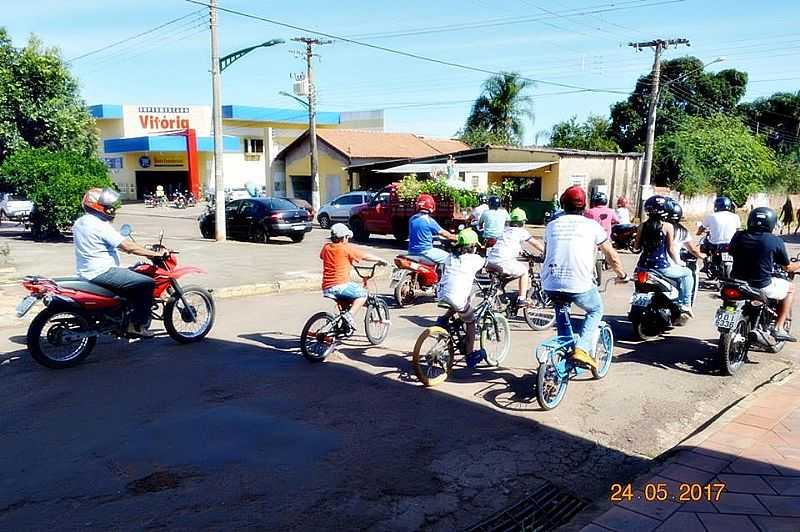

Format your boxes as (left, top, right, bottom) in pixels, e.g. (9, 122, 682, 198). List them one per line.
(463, 72, 534, 146)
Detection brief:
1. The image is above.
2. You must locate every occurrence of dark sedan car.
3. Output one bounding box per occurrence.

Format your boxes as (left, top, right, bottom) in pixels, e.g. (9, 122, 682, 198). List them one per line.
(198, 197, 312, 243)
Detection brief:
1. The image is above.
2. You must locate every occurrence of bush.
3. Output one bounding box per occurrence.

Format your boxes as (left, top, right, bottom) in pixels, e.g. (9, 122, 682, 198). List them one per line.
(0, 147, 112, 234)
(396, 174, 478, 209)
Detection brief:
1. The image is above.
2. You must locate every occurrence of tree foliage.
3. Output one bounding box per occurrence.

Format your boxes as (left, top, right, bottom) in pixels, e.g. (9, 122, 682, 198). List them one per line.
(610, 56, 748, 152)
(549, 114, 619, 152)
(655, 115, 777, 205)
(738, 91, 800, 154)
(460, 72, 533, 146)
(0, 148, 112, 233)
(0, 28, 97, 163)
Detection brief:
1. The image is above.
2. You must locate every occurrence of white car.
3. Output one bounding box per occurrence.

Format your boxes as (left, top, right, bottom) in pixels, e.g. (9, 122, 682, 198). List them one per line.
(227, 188, 252, 201)
(316, 191, 373, 229)
(0, 193, 33, 222)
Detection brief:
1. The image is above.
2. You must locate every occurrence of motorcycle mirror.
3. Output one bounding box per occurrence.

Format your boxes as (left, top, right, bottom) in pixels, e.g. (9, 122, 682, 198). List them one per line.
(120, 224, 132, 237)
(158, 229, 164, 247)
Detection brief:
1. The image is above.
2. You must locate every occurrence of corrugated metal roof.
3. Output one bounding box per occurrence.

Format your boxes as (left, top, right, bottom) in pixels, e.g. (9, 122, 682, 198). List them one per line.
(376, 162, 557, 173)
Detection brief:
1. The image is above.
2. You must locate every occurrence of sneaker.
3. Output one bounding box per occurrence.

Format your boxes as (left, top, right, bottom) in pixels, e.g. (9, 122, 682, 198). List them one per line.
(127, 323, 156, 338)
(571, 347, 598, 370)
(771, 327, 798, 343)
(517, 298, 532, 309)
(679, 305, 694, 319)
(466, 349, 486, 369)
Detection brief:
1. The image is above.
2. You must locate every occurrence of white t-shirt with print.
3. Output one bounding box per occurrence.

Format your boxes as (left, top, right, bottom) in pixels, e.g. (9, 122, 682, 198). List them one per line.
(615, 207, 631, 225)
(487, 226, 532, 265)
(437, 253, 485, 310)
(702, 211, 740, 245)
(542, 214, 607, 293)
(73, 213, 125, 280)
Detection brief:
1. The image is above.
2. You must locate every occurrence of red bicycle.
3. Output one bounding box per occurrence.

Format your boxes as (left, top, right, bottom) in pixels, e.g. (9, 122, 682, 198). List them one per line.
(17, 225, 215, 369)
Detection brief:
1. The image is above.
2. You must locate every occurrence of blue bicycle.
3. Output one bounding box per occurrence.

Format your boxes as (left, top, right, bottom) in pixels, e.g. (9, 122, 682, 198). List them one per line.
(535, 282, 619, 410)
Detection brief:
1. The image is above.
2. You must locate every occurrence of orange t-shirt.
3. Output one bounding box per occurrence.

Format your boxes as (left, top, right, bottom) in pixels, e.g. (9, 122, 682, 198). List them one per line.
(320, 242, 367, 289)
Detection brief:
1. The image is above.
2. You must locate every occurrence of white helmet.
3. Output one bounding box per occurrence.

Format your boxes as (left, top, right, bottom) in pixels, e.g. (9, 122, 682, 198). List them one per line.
(331, 223, 353, 239)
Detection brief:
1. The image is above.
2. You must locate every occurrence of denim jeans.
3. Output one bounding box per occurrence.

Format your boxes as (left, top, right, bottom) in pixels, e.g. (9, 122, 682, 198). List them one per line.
(420, 247, 449, 264)
(545, 287, 603, 354)
(91, 267, 155, 326)
(655, 265, 694, 307)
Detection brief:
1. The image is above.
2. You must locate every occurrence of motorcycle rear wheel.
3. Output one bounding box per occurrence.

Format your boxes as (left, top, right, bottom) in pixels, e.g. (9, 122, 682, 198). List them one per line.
(164, 286, 215, 344)
(393, 275, 415, 307)
(719, 320, 749, 375)
(27, 307, 96, 369)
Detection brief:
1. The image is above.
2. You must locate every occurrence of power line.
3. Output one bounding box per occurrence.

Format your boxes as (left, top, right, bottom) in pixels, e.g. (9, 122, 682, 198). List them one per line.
(68, 9, 204, 62)
(185, 0, 631, 96)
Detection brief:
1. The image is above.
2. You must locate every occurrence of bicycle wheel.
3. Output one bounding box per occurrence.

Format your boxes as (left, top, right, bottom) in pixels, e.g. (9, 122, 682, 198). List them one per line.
(365, 297, 391, 345)
(524, 287, 556, 330)
(300, 311, 338, 363)
(591, 324, 614, 379)
(537, 349, 570, 410)
(480, 312, 511, 367)
(412, 326, 455, 386)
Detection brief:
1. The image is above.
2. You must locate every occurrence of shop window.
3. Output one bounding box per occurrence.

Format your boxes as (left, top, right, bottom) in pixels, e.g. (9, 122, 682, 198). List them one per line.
(471, 175, 480, 189)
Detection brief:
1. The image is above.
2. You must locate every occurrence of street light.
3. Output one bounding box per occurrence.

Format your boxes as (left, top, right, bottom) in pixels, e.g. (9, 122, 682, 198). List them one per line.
(278, 90, 309, 109)
(209, 32, 284, 242)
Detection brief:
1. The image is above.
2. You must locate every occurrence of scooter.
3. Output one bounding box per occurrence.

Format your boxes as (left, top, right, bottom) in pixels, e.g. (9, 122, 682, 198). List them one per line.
(16, 225, 215, 369)
(629, 251, 698, 340)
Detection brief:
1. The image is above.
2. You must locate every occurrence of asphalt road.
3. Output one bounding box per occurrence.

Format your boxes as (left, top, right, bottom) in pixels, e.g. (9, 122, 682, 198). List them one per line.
(2, 255, 799, 530)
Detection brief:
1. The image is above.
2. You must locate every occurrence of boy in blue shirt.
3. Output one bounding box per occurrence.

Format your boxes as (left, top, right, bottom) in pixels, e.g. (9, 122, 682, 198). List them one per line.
(408, 194, 456, 264)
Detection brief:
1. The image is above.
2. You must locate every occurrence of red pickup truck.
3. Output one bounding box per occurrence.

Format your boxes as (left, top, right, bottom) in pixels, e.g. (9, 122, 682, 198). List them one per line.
(348, 183, 469, 242)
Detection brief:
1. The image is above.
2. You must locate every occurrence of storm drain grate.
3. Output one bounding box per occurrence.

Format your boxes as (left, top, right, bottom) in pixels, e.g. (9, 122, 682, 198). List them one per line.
(466, 483, 588, 532)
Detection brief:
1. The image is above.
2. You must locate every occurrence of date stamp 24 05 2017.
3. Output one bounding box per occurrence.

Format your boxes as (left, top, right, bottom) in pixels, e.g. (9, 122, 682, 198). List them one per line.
(610, 482, 726, 503)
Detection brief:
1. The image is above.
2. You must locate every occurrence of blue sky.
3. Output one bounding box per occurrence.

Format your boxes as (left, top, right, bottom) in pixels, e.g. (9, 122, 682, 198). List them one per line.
(4, 0, 800, 143)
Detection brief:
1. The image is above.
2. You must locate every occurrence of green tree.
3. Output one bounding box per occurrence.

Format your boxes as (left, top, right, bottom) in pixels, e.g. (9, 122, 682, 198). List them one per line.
(738, 91, 800, 154)
(0, 28, 97, 163)
(0, 148, 112, 234)
(460, 72, 533, 146)
(610, 56, 748, 153)
(655, 115, 777, 205)
(549, 114, 619, 152)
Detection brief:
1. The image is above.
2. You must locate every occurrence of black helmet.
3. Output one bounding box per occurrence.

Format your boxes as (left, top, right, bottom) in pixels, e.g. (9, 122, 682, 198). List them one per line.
(714, 196, 733, 212)
(665, 198, 683, 223)
(644, 195, 669, 220)
(488, 195, 501, 210)
(590, 191, 608, 207)
(476, 193, 487, 205)
(747, 207, 777, 233)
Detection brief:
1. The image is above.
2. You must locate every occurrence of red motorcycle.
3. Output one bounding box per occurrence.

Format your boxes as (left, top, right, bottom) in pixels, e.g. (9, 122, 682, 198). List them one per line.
(390, 254, 440, 307)
(16, 226, 215, 369)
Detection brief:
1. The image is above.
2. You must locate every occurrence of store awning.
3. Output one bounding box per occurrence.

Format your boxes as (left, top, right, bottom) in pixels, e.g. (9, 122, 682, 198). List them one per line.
(104, 135, 240, 153)
(375, 162, 557, 173)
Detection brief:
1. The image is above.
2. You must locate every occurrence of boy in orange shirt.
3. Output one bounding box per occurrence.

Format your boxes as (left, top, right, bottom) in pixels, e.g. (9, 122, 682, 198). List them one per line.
(321, 223, 386, 331)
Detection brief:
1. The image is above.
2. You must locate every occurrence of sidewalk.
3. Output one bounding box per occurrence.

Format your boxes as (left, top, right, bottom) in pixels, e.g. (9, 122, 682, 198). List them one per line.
(582, 374, 800, 531)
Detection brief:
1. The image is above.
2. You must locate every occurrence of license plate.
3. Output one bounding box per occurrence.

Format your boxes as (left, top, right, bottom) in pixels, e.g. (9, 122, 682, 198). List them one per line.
(389, 269, 405, 287)
(715, 308, 737, 330)
(16, 296, 37, 317)
(631, 293, 653, 307)
(292, 225, 305, 230)
(721, 252, 732, 261)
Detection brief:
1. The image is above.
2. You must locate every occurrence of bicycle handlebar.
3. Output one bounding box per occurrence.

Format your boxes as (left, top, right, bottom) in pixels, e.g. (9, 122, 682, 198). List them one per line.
(353, 261, 385, 280)
(599, 274, 631, 293)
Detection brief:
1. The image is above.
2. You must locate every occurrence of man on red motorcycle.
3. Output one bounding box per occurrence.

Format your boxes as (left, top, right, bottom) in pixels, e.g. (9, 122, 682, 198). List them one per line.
(73, 188, 169, 337)
(408, 194, 456, 264)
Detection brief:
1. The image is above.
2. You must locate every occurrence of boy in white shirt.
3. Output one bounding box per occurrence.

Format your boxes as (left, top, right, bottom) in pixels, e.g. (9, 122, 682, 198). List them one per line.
(486, 208, 544, 306)
(436, 228, 486, 367)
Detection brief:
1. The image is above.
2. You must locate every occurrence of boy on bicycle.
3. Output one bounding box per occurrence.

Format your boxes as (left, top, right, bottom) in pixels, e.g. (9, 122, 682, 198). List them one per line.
(486, 207, 544, 307)
(436, 228, 486, 367)
(321, 223, 386, 332)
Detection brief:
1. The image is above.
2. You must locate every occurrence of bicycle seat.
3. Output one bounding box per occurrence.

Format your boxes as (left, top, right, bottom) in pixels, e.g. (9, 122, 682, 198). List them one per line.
(403, 254, 437, 266)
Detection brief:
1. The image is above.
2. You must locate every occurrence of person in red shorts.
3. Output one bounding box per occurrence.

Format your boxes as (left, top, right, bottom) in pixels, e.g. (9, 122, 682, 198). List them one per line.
(320, 223, 386, 331)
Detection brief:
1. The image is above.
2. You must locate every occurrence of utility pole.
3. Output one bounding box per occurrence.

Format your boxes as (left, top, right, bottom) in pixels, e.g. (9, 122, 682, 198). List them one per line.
(293, 37, 332, 212)
(629, 38, 689, 215)
(210, 0, 226, 241)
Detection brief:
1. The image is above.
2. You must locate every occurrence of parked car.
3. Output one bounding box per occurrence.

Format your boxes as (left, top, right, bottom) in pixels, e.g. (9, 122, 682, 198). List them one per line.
(287, 197, 316, 221)
(0, 193, 33, 222)
(317, 191, 373, 229)
(348, 184, 468, 241)
(198, 197, 312, 243)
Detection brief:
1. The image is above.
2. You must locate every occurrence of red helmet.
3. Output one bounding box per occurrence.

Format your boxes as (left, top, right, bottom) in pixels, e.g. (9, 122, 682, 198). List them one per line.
(560, 185, 587, 211)
(416, 194, 436, 212)
(83, 187, 121, 220)
(617, 195, 629, 208)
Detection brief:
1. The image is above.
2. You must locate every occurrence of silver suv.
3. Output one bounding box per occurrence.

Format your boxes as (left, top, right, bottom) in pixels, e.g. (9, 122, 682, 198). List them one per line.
(317, 191, 372, 229)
